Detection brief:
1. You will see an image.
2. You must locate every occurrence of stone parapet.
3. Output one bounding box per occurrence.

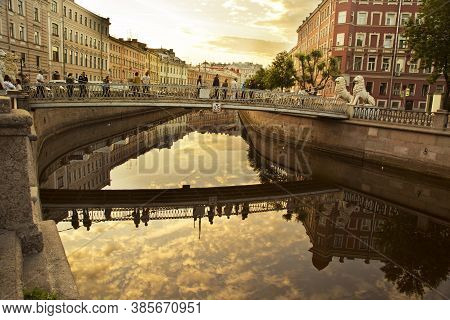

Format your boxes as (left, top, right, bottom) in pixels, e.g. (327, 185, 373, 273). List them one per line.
(0, 104, 43, 255)
(432, 109, 449, 130)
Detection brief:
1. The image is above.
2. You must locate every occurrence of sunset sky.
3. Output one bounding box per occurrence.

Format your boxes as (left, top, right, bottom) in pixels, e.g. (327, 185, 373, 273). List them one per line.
(76, 0, 320, 66)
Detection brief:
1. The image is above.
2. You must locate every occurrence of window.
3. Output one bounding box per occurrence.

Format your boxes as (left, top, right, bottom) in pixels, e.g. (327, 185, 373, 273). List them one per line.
(9, 23, 14, 38)
(19, 26, 25, 40)
(398, 35, 407, 49)
(409, 59, 419, 73)
(391, 101, 401, 109)
(354, 56, 363, 71)
(382, 57, 392, 71)
(18, 0, 24, 15)
(75, 51, 78, 65)
(361, 219, 371, 231)
(367, 56, 377, 71)
(380, 83, 388, 96)
(69, 9, 72, 19)
(401, 13, 412, 26)
(8, 0, 13, 11)
(63, 27, 67, 40)
(370, 34, 379, 47)
(52, 23, 59, 36)
(334, 235, 344, 248)
(34, 31, 40, 45)
(386, 13, 397, 26)
(366, 81, 374, 94)
(338, 11, 347, 24)
(357, 12, 368, 25)
(336, 33, 345, 46)
(75, 12, 78, 22)
(384, 34, 394, 48)
(36, 56, 40, 67)
(418, 102, 427, 110)
(52, 46, 59, 62)
(421, 84, 429, 97)
(393, 83, 402, 96)
(51, 1, 57, 13)
(359, 237, 369, 250)
(57, 176, 64, 189)
(377, 100, 387, 108)
(356, 33, 366, 47)
(64, 49, 67, 63)
(34, 7, 40, 22)
(395, 58, 405, 74)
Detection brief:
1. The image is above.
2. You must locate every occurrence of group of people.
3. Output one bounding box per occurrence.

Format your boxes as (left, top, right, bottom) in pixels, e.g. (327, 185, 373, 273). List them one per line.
(0, 74, 26, 91)
(197, 74, 251, 100)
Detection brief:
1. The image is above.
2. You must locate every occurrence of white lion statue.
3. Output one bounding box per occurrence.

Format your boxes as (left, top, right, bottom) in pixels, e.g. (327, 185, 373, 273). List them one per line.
(351, 75, 376, 106)
(334, 77, 353, 103)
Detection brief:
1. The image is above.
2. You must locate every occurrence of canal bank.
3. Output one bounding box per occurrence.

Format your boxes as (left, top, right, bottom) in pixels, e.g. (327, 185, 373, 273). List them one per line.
(239, 110, 450, 179)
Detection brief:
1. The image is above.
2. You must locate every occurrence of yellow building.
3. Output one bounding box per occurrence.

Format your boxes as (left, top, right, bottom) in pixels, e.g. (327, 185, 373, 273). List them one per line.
(0, 0, 51, 79)
(150, 48, 187, 85)
(47, 0, 110, 82)
(146, 49, 159, 84)
(108, 37, 147, 83)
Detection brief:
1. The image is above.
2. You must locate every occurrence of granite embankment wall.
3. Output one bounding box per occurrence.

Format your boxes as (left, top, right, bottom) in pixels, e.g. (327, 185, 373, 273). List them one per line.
(240, 111, 450, 179)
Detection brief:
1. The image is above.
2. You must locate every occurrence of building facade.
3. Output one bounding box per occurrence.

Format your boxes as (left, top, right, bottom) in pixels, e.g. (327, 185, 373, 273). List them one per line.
(150, 48, 187, 85)
(146, 49, 159, 84)
(293, 0, 446, 110)
(187, 63, 240, 87)
(0, 0, 50, 80)
(109, 37, 147, 82)
(48, 0, 110, 82)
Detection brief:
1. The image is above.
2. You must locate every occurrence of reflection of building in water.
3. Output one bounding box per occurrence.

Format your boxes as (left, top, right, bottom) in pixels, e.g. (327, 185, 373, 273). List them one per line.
(42, 111, 241, 190)
(302, 190, 399, 271)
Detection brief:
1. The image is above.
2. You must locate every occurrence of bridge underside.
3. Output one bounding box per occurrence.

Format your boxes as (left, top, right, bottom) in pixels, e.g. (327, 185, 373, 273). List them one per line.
(29, 100, 349, 120)
(40, 181, 339, 209)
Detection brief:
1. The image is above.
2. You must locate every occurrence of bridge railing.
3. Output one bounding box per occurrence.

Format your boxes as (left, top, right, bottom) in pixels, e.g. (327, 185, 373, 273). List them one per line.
(352, 106, 439, 128)
(28, 83, 350, 116)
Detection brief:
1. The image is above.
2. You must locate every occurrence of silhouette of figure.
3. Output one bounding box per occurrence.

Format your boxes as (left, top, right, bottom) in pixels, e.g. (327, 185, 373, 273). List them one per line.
(82, 209, 92, 231)
(208, 206, 215, 225)
(132, 208, 141, 228)
(141, 208, 150, 227)
(104, 208, 112, 221)
(224, 204, 233, 219)
(216, 205, 223, 218)
(71, 209, 80, 230)
(193, 206, 205, 222)
(242, 203, 250, 221)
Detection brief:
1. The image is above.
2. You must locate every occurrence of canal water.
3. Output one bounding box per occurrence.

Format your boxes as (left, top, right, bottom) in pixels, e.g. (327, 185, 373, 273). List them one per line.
(40, 110, 450, 300)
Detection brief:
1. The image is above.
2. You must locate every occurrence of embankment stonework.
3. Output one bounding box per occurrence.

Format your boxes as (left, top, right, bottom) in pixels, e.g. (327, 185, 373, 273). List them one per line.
(241, 111, 450, 179)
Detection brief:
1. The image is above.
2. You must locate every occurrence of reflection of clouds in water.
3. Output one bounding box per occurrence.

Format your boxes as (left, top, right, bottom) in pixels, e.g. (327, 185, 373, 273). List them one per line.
(105, 132, 260, 190)
(60, 213, 413, 300)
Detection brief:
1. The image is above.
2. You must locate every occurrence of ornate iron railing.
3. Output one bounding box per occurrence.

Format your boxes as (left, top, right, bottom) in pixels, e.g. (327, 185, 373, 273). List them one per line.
(27, 83, 350, 116)
(353, 106, 434, 127)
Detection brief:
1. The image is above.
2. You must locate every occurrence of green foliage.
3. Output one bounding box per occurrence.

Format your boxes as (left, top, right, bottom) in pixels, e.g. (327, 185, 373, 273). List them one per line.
(245, 67, 267, 90)
(404, 0, 450, 109)
(24, 288, 60, 300)
(295, 49, 340, 92)
(265, 51, 297, 90)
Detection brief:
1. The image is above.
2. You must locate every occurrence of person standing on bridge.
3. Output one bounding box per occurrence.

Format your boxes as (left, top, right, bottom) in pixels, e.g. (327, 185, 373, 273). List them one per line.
(102, 75, 111, 97)
(222, 79, 229, 100)
(196, 75, 202, 98)
(132, 72, 141, 96)
(213, 74, 220, 99)
(36, 70, 45, 98)
(231, 78, 238, 100)
(142, 71, 150, 94)
(66, 73, 75, 98)
(78, 72, 88, 97)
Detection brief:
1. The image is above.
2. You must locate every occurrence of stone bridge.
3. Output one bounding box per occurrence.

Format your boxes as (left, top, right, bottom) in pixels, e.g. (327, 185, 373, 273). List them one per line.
(26, 83, 351, 119)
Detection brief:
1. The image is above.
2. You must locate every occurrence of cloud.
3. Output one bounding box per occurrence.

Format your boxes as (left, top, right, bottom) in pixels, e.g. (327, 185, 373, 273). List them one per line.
(208, 36, 290, 58)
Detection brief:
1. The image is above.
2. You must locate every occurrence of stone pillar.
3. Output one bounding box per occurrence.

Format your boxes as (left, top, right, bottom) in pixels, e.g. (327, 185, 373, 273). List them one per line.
(432, 109, 449, 129)
(0, 96, 43, 255)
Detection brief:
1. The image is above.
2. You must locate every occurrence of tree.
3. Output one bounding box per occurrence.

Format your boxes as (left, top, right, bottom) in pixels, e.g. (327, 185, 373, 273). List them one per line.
(404, 0, 450, 110)
(245, 67, 267, 90)
(295, 49, 340, 93)
(264, 51, 297, 90)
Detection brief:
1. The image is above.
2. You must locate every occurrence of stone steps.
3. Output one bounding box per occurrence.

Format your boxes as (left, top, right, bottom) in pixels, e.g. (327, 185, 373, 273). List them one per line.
(23, 221, 79, 300)
(0, 230, 24, 300)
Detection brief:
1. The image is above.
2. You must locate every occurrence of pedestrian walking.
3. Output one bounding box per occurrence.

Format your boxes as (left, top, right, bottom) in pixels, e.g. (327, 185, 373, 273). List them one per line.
(36, 70, 45, 98)
(78, 72, 88, 97)
(66, 73, 75, 97)
(15, 79, 23, 91)
(213, 74, 220, 99)
(142, 71, 150, 94)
